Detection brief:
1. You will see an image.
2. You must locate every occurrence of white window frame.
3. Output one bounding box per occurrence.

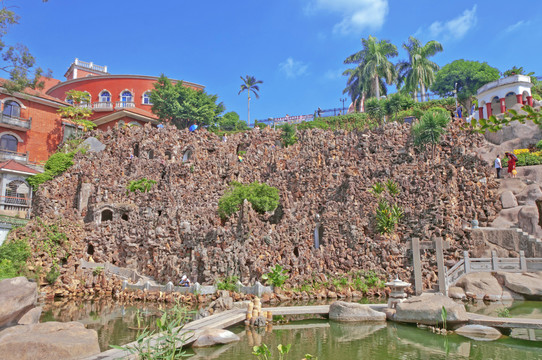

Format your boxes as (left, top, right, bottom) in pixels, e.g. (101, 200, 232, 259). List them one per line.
(99, 90, 112, 103)
(142, 91, 152, 105)
(120, 90, 134, 103)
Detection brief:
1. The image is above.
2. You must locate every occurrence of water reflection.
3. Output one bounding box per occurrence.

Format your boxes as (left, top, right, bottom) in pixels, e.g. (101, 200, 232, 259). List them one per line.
(40, 299, 542, 358)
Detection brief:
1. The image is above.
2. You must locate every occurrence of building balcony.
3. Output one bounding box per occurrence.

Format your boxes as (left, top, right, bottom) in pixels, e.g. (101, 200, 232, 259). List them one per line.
(92, 102, 114, 112)
(0, 149, 28, 162)
(0, 196, 30, 219)
(0, 114, 31, 131)
(76, 103, 92, 110)
(115, 101, 135, 109)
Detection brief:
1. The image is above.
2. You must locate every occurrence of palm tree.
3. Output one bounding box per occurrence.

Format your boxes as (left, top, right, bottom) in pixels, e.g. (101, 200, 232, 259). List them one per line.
(343, 35, 398, 106)
(238, 75, 263, 127)
(396, 36, 443, 102)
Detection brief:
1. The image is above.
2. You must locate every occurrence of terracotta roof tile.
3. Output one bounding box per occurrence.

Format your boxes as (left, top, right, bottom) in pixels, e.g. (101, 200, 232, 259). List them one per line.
(0, 159, 40, 174)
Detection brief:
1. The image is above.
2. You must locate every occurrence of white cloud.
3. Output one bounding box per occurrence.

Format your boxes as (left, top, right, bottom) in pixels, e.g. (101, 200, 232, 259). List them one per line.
(426, 5, 477, 40)
(279, 57, 309, 78)
(505, 20, 530, 33)
(324, 68, 344, 80)
(305, 0, 389, 35)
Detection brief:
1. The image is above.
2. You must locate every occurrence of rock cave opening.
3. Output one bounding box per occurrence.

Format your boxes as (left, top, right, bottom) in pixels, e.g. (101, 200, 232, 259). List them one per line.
(236, 143, 250, 155)
(293, 246, 300, 258)
(87, 243, 94, 256)
(165, 151, 172, 160)
(157, 210, 163, 217)
(101, 209, 113, 222)
(133, 143, 140, 157)
(182, 149, 193, 163)
(121, 213, 129, 221)
(148, 149, 154, 159)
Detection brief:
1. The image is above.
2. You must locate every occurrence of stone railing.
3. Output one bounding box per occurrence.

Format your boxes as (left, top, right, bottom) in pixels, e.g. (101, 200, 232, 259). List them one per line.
(115, 101, 135, 109)
(80, 258, 273, 297)
(445, 250, 542, 289)
(92, 102, 113, 111)
(0, 149, 28, 162)
(121, 280, 272, 297)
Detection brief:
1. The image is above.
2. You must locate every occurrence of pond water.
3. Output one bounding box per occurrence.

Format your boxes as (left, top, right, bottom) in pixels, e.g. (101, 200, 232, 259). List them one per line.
(39, 299, 542, 358)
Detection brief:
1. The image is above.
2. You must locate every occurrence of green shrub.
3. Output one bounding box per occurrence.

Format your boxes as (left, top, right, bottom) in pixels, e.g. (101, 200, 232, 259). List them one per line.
(93, 266, 103, 276)
(536, 140, 542, 150)
(0, 239, 30, 279)
(385, 179, 400, 196)
(296, 112, 377, 132)
(370, 182, 385, 196)
(45, 263, 60, 284)
(280, 124, 298, 147)
(218, 181, 279, 220)
(127, 178, 157, 194)
(375, 199, 403, 234)
(28, 150, 79, 190)
(262, 265, 289, 288)
(216, 275, 239, 291)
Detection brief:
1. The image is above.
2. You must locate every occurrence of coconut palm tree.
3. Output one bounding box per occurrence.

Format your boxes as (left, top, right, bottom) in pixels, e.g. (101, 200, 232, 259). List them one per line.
(238, 75, 263, 127)
(342, 66, 386, 112)
(343, 35, 398, 104)
(396, 36, 443, 102)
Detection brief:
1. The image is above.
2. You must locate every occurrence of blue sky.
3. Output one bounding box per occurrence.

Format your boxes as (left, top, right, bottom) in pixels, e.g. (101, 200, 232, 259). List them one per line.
(6, 0, 542, 122)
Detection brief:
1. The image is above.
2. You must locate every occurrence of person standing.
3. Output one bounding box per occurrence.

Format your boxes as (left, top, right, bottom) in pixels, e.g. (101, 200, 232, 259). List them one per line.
(495, 154, 502, 179)
(505, 152, 517, 178)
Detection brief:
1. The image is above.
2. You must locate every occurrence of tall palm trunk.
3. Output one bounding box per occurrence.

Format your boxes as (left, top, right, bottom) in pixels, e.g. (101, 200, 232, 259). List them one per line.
(374, 75, 380, 99)
(247, 93, 251, 127)
(420, 82, 426, 102)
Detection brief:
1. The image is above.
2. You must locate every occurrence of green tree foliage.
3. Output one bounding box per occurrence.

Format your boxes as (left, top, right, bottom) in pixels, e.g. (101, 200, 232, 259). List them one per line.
(396, 36, 443, 102)
(411, 110, 451, 160)
(386, 93, 403, 121)
(280, 123, 297, 147)
(27, 151, 77, 190)
(215, 276, 239, 291)
(217, 111, 248, 131)
(0, 2, 51, 93)
(58, 90, 96, 130)
(467, 105, 542, 134)
(343, 35, 398, 107)
(0, 238, 30, 279)
(431, 60, 500, 111)
(364, 98, 385, 124)
(375, 199, 404, 234)
(218, 182, 279, 220)
(238, 75, 263, 127)
(150, 75, 224, 129)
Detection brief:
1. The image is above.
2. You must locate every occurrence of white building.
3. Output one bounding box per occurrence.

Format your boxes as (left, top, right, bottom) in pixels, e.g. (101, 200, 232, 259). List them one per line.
(476, 75, 534, 119)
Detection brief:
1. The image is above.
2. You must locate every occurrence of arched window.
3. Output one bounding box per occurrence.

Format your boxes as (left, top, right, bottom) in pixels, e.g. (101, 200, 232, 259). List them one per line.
(142, 91, 152, 105)
(3, 101, 21, 118)
(0, 134, 18, 152)
(121, 91, 133, 103)
(5, 180, 29, 204)
(99, 91, 111, 103)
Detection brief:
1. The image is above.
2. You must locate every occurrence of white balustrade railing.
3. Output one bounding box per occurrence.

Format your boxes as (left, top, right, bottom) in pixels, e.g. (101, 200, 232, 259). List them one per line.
(115, 101, 135, 109)
(92, 102, 113, 111)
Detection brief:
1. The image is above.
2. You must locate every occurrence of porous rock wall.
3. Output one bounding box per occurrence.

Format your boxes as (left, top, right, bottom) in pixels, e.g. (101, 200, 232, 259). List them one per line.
(28, 122, 498, 289)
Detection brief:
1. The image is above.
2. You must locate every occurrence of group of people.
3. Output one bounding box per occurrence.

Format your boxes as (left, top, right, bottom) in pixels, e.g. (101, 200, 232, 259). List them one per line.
(494, 153, 518, 179)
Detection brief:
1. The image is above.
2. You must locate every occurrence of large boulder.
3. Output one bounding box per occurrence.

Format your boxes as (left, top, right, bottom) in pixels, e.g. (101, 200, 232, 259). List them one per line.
(497, 272, 542, 300)
(500, 191, 518, 209)
(518, 205, 542, 238)
(329, 301, 386, 322)
(0, 321, 100, 360)
(0, 277, 37, 328)
(17, 306, 42, 325)
(395, 294, 468, 326)
(78, 137, 106, 153)
(192, 328, 240, 348)
(456, 272, 523, 301)
(455, 325, 502, 341)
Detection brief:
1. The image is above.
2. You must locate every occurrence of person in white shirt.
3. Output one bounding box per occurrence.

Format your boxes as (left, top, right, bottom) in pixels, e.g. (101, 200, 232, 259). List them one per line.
(495, 154, 502, 179)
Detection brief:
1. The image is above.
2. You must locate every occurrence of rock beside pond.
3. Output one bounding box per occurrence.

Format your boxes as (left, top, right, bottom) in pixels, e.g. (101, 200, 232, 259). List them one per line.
(0, 277, 37, 328)
(497, 272, 542, 300)
(456, 272, 506, 301)
(192, 328, 240, 348)
(329, 301, 386, 322)
(395, 294, 468, 326)
(0, 321, 100, 360)
(17, 306, 42, 325)
(455, 325, 502, 341)
(448, 286, 466, 300)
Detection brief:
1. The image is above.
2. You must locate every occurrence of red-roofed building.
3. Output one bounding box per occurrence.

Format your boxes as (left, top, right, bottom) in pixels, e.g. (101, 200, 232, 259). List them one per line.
(0, 58, 203, 220)
(47, 58, 203, 131)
